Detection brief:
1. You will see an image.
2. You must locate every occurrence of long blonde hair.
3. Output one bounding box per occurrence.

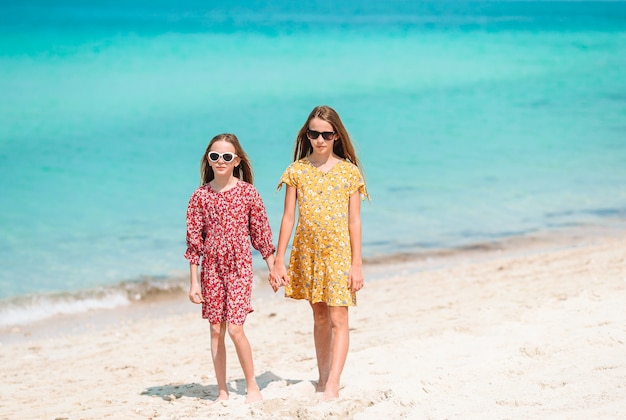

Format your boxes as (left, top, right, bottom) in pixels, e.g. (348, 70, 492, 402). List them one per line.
(200, 133, 253, 185)
(293, 105, 365, 174)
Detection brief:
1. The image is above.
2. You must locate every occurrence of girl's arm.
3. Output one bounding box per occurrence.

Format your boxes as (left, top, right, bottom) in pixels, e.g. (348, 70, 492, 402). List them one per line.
(270, 184, 297, 289)
(189, 263, 204, 303)
(247, 187, 278, 289)
(185, 191, 206, 303)
(347, 190, 364, 292)
(184, 190, 205, 265)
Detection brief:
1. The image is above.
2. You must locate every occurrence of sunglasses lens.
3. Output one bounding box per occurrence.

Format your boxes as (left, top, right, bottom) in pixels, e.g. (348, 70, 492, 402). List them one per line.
(208, 152, 219, 162)
(222, 153, 233, 162)
(307, 130, 334, 140)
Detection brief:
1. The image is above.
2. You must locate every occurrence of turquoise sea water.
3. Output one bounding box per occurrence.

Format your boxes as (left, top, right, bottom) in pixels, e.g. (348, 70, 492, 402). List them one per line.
(1, 1, 626, 326)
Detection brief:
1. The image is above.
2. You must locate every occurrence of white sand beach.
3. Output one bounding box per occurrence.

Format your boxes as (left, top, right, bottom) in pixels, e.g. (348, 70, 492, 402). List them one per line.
(1, 228, 625, 419)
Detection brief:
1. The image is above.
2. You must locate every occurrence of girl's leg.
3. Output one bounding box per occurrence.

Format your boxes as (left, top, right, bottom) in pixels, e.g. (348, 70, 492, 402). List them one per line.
(210, 322, 229, 401)
(310, 302, 332, 392)
(228, 323, 262, 403)
(323, 306, 350, 401)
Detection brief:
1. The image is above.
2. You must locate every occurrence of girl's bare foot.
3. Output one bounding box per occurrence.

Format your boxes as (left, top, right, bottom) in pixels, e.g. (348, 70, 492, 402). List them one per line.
(315, 380, 326, 393)
(212, 390, 229, 404)
(245, 388, 263, 404)
(321, 383, 339, 401)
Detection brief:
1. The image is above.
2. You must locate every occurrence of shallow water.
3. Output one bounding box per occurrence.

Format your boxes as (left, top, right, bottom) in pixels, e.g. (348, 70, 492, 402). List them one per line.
(1, 0, 625, 325)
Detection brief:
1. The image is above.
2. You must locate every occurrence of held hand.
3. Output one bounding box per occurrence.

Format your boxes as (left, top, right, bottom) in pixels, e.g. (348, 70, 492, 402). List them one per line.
(267, 273, 279, 293)
(270, 264, 290, 293)
(189, 283, 204, 304)
(348, 266, 364, 293)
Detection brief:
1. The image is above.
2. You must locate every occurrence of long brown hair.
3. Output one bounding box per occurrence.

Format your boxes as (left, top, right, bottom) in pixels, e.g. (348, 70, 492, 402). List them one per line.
(293, 105, 363, 171)
(200, 133, 253, 185)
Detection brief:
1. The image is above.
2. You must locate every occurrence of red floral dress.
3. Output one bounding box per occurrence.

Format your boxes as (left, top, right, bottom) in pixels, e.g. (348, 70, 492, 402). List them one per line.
(184, 181, 275, 325)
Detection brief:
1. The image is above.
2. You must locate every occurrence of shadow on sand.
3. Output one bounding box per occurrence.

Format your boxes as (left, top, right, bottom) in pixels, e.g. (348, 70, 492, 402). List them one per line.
(141, 371, 304, 401)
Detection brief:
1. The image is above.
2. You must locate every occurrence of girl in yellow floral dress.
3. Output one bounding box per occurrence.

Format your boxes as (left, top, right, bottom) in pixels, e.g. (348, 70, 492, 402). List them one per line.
(271, 105, 368, 401)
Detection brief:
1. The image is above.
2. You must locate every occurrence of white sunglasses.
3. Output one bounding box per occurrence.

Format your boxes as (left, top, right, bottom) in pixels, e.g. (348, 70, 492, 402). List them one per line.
(208, 152, 238, 163)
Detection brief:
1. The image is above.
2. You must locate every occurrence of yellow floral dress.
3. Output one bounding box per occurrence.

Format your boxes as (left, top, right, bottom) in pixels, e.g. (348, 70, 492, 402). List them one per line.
(278, 157, 368, 306)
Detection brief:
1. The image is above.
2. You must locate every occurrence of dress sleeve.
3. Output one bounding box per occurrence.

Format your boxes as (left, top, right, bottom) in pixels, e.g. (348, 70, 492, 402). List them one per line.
(348, 164, 370, 201)
(184, 189, 205, 265)
(276, 162, 297, 191)
(248, 187, 276, 259)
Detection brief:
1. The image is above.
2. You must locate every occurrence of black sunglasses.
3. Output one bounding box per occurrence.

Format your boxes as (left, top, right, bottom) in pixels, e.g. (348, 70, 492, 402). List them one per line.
(208, 152, 237, 162)
(306, 129, 335, 141)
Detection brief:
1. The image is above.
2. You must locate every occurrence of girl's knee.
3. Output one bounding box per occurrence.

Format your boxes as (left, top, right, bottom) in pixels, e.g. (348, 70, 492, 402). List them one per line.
(311, 303, 330, 325)
(210, 322, 226, 338)
(329, 307, 349, 328)
(227, 323, 244, 338)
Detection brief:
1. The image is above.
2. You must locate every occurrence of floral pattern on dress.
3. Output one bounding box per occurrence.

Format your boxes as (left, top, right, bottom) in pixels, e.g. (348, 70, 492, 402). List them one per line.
(184, 181, 275, 325)
(278, 157, 368, 306)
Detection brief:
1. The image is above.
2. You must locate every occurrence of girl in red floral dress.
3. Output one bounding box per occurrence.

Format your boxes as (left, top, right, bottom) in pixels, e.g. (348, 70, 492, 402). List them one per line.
(185, 133, 275, 404)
